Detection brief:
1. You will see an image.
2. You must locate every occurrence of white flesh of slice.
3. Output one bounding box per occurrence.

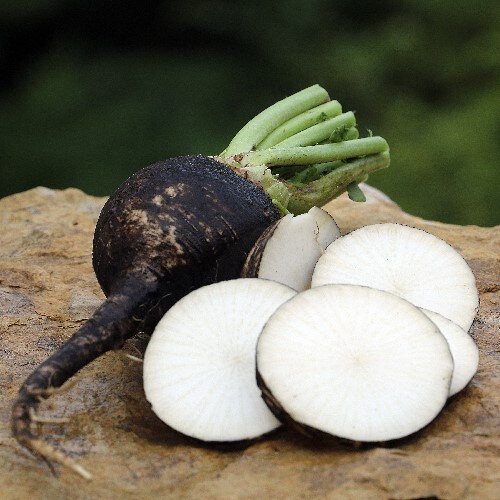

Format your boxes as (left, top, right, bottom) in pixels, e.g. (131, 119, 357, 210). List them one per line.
(143, 278, 296, 442)
(257, 206, 340, 291)
(311, 223, 479, 331)
(420, 309, 479, 397)
(257, 285, 454, 442)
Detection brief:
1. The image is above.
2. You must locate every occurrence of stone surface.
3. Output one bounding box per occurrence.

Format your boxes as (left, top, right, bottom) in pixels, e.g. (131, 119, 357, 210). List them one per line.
(0, 185, 498, 499)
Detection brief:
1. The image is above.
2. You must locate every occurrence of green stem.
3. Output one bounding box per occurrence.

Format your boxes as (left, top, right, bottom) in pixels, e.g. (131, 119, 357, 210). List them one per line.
(241, 136, 389, 167)
(256, 100, 342, 150)
(272, 164, 309, 180)
(272, 112, 356, 148)
(288, 161, 343, 184)
(346, 182, 367, 202)
(344, 127, 359, 141)
(317, 126, 358, 145)
(219, 85, 391, 215)
(222, 85, 329, 157)
(285, 152, 390, 214)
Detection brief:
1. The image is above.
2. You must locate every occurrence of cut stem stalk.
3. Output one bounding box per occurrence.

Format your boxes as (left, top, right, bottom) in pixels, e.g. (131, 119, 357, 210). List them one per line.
(287, 161, 343, 184)
(273, 112, 356, 148)
(256, 100, 342, 149)
(223, 85, 330, 157)
(343, 127, 359, 141)
(286, 151, 390, 213)
(241, 137, 389, 168)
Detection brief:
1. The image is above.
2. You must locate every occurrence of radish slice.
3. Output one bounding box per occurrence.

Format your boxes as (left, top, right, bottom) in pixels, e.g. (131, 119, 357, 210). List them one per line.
(143, 278, 296, 442)
(311, 223, 479, 331)
(257, 284, 454, 442)
(243, 206, 340, 291)
(420, 309, 479, 397)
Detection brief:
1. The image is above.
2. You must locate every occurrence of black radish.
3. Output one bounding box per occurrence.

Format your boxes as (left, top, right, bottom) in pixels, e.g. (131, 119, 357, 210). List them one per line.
(311, 223, 479, 331)
(13, 156, 280, 479)
(256, 284, 455, 443)
(420, 309, 479, 397)
(12, 84, 390, 478)
(143, 278, 296, 443)
(241, 207, 340, 291)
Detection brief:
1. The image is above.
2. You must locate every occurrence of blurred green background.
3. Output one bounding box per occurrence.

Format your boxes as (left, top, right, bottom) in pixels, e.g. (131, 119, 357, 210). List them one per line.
(1, 0, 499, 226)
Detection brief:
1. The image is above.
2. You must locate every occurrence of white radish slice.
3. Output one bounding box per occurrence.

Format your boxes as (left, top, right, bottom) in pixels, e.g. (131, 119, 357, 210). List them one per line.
(311, 223, 479, 331)
(243, 206, 340, 291)
(420, 309, 479, 397)
(143, 278, 296, 442)
(257, 284, 454, 442)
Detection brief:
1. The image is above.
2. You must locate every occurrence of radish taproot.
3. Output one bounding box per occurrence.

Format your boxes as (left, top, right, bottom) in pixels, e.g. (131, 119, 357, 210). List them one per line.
(12, 84, 390, 478)
(143, 279, 296, 442)
(256, 284, 455, 443)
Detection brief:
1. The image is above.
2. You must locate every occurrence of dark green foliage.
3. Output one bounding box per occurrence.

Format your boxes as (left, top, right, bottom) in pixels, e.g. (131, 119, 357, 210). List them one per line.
(0, 0, 498, 225)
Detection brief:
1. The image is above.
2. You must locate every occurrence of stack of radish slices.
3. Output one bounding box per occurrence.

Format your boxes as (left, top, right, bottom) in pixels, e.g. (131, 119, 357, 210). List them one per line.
(143, 218, 479, 445)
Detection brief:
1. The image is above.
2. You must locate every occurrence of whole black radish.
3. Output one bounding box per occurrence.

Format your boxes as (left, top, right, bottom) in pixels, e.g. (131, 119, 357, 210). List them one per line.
(11, 85, 390, 478)
(11, 156, 279, 478)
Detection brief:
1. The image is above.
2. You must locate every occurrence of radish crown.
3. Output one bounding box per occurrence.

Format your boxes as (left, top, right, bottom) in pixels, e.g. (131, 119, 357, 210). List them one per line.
(218, 84, 390, 214)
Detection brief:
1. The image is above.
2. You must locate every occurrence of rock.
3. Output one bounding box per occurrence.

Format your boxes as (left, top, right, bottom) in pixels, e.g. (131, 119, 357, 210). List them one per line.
(0, 186, 498, 499)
